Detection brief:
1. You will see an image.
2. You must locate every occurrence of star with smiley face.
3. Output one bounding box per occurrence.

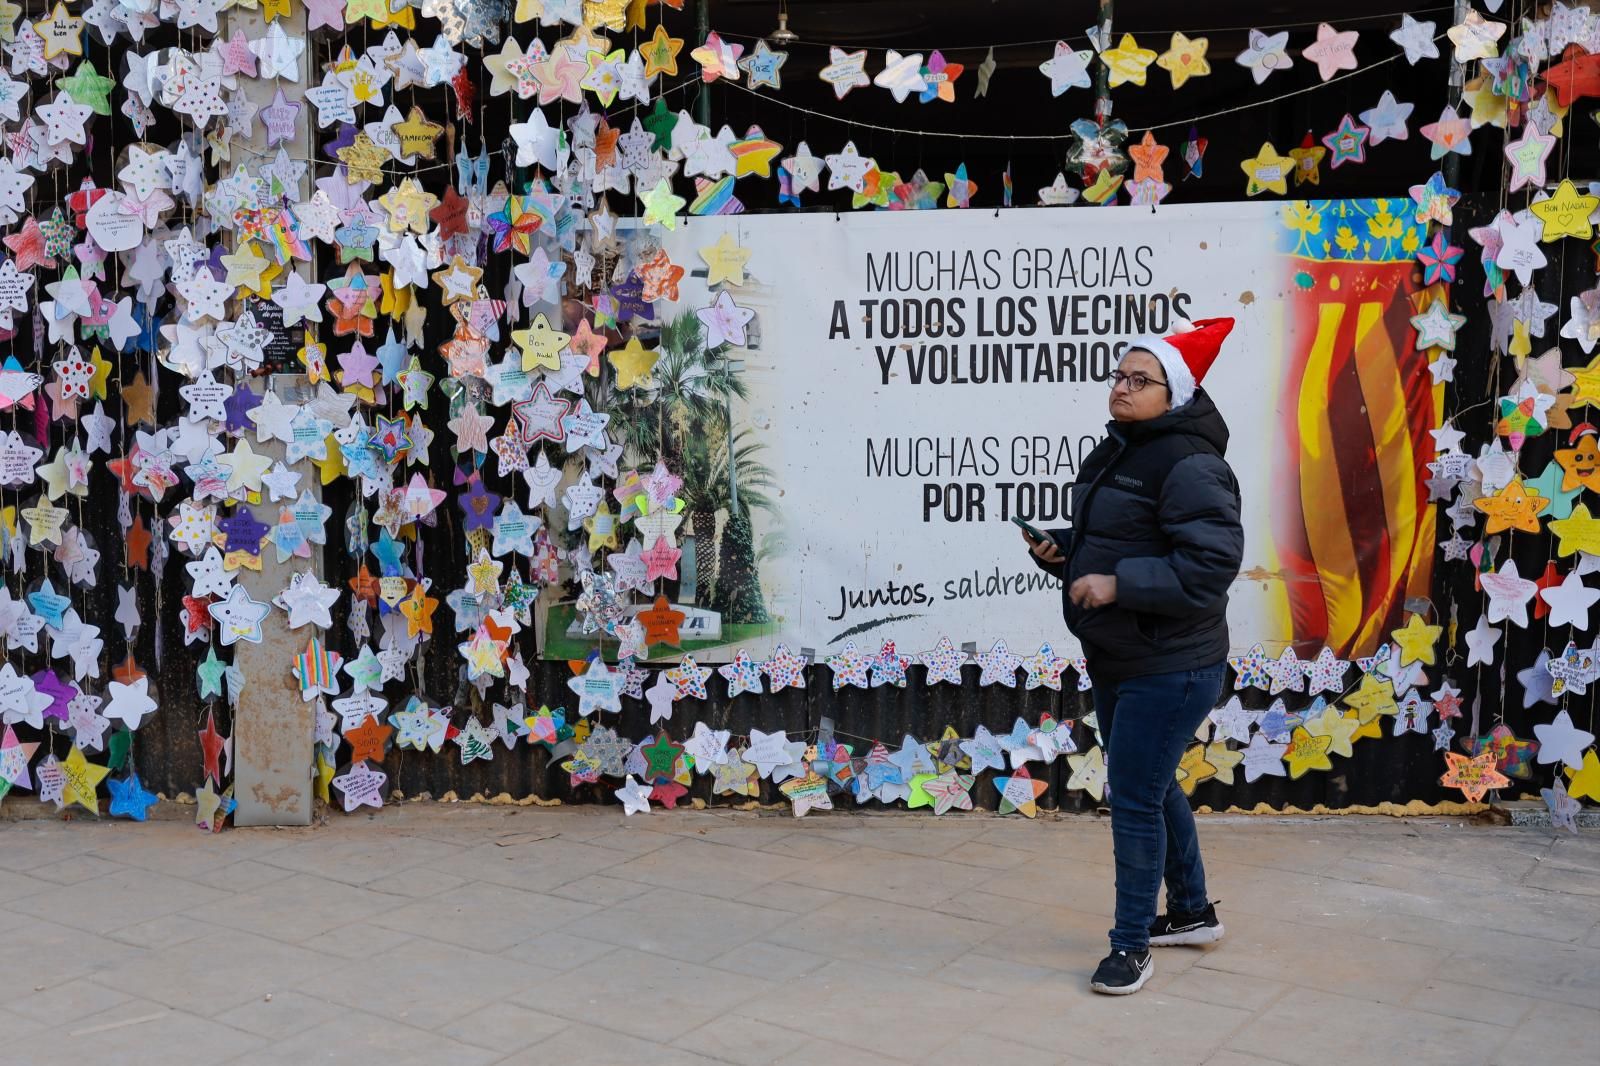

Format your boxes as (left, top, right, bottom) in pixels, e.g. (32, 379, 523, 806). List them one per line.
(1554, 423, 1600, 493)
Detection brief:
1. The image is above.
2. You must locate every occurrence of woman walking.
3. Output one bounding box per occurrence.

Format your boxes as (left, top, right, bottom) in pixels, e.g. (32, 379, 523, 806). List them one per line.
(1022, 317, 1244, 995)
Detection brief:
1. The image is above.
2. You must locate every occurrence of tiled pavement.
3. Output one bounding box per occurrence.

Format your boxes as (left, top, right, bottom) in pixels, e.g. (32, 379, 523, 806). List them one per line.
(0, 805, 1596, 1065)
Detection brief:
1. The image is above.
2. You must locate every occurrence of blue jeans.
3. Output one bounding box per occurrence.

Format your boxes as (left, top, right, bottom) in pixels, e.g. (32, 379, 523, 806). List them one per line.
(1092, 663, 1225, 952)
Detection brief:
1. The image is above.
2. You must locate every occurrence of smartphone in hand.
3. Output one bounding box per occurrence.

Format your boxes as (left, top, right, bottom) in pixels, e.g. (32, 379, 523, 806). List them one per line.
(1010, 515, 1054, 546)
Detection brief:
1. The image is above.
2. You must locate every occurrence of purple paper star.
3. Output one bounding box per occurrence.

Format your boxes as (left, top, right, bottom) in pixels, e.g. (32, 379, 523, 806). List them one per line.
(322, 122, 358, 160)
(31, 669, 77, 723)
(458, 475, 501, 533)
(261, 88, 301, 148)
(216, 508, 271, 554)
(223, 384, 262, 434)
(304, 0, 346, 32)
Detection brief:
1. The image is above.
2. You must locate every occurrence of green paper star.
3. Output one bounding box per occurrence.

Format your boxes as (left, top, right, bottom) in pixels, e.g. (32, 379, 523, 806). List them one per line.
(905, 772, 936, 809)
(197, 646, 228, 700)
(642, 98, 677, 153)
(60, 60, 115, 115)
(641, 733, 684, 780)
(107, 726, 132, 772)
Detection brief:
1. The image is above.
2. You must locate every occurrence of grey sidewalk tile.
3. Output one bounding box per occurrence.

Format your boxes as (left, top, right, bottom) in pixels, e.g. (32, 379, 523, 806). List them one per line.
(302, 918, 415, 960)
(1226, 986, 1504, 1066)
(184, 872, 398, 942)
(261, 833, 465, 886)
(215, 990, 348, 1040)
(771, 1037, 910, 1065)
(108, 912, 220, 951)
(0, 867, 52, 903)
(0, 916, 145, 1000)
(706, 939, 830, 982)
(7, 977, 137, 1026)
(518, 948, 775, 1044)
(1146, 966, 1287, 1013)
(364, 864, 470, 898)
(671, 1016, 812, 1065)
(8, 865, 228, 936)
(517, 1022, 730, 1065)
(496, 929, 620, 973)
(922, 1031, 1068, 1066)
(23, 854, 126, 885)
(742, 959, 1008, 1060)
(6, 1003, 264, 1066)
(783, 843, 997, 909)
(1433, 942, 1600, 1009)
(606, 836, 808, 898)
(228, 1009, 500, 1066)
(420, 836, 627, 892)
(1492, 1001, 1600, 1063)
(87, 928, 328, 1017)
(369, 880, 598, 954)
(919, 948, 1085, 998)
(1062, 990, 1254, 1065)
(734, 879, 842, 913)
(1191, 912, 1449, 1001)
(561, 885, 791, 962)
(189, 858, 300, 894)
(304, 937, 554, 1031)
(1404, 978, 1537, 1028)
(764, 893, 1007, 972)
(437, 1002, 570, 1055)
(546, 872, 653, 907)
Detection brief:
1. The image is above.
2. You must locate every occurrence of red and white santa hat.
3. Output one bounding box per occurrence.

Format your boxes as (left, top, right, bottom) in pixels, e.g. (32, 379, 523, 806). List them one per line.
(1126, 316, 1235, 408)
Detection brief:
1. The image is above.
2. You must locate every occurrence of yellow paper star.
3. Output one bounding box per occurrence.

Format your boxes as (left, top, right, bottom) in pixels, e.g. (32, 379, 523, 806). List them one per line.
(1341, 672, 1398, 724)
(513, 0, 543, 22)
(513, 312, 572, 372)
(88, 345, 113, 400)
(221, 242, 271, 296)
(1099, 33, 1157, 88)
(1390, 613, 1442, 667)
(1284, 726, 1334, 779)
(60, 746, 110, 815)
(1307, 706, 1362, 758)
(1530, 179, 1599, 242)
(1155, 32, 1210, 89)
(34, 2, 84, 61)
(1461, 73, 1508, 130)
(1550, 502, 1600, 556)
(1571, 352, 1600, 408)
(1081, 168, 1124, 205)
(1474, 476, 1549, 535)
(642, 23, 683, 78)
(392, 106, 444, 161)
(1289, 140, 1326, 187)
(1175, 744, 1217, 796)
(1566, 748, 1600, 801)
(313, 745, 336, 803)
(583, 502, 620, 551)
(1240, 142, 1294, 196)
(583, 0, 626, 31)
(1204, 741, 1244, 785)
(314, 441, 346, 485)
(260, 0, 290, 21)
(608, 335, 659, 389)
(1344, 708, 1383, 742)
(698, 232, 752, 287)
(399, 585, 438, 637)
(298, 330, 328, 383)
(377, 178, 439, 235)
(336, 132, 389, 184)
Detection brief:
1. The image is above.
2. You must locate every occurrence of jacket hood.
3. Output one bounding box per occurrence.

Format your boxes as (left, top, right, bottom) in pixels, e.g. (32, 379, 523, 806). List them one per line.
(1107, 387, 1229, 454)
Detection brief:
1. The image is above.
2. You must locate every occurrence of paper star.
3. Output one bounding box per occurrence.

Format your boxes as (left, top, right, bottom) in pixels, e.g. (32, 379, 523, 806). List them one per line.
(1238, 733, 1287, 783)
(818, 46, 869, 99)
(1039, 40, 1093, 95)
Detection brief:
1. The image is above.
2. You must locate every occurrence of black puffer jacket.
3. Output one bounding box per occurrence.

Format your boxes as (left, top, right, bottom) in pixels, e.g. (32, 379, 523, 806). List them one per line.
(1033, 388, 1243, 681)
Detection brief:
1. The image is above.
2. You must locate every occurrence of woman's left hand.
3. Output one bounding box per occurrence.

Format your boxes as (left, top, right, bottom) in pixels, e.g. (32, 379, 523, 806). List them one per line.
(1069, 574, 1117, 608)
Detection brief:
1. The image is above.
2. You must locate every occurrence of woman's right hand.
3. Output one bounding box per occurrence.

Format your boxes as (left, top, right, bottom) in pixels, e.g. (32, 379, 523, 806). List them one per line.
(1022, 528, 1065, 566)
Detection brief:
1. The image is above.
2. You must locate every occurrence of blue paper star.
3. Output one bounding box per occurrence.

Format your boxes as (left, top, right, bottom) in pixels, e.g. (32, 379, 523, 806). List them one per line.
(108, 772, 158, 821)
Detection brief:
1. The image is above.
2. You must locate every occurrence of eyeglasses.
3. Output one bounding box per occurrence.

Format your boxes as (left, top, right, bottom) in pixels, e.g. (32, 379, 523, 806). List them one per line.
(1108, 370, 1170, 393)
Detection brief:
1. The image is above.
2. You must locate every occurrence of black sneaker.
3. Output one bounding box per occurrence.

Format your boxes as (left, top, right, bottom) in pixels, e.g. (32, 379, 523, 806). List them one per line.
(1089, 949, 1153, 995)
(1149, 901, 1225, 947)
